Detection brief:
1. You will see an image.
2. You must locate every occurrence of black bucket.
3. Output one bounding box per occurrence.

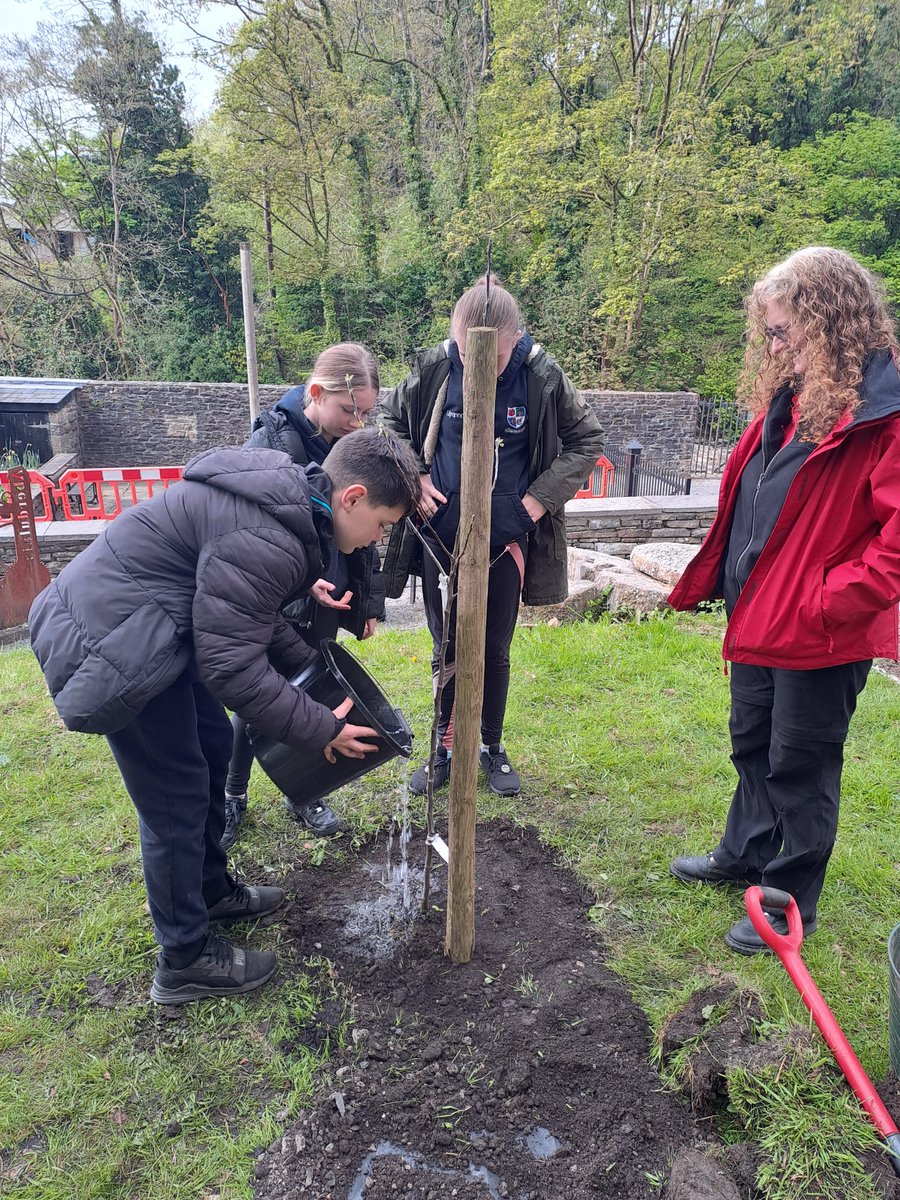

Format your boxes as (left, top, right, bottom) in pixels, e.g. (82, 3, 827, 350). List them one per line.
(249, 638, 413, 806)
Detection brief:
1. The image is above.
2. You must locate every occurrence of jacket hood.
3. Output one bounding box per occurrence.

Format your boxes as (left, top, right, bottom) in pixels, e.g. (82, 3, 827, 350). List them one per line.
(852, 349, 900, 425)
(275, 383, 307, 420)
(274, 385, 331, 460)
(182, 446, 321, 540)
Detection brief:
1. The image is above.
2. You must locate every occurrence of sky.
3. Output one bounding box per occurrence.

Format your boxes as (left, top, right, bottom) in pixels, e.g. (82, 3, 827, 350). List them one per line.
(5, 0, 238, 122)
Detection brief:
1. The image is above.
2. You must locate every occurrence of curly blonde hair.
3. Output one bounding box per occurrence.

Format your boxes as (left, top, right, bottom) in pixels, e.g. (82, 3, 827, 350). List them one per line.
(739, 247, 897, 443)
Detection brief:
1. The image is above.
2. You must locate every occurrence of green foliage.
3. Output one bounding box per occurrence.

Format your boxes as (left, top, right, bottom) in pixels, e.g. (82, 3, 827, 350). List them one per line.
(3, 0, 899, 393)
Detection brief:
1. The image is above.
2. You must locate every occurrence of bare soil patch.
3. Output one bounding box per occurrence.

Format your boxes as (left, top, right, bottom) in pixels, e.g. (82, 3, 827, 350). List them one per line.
(253, 819, 722, 1200)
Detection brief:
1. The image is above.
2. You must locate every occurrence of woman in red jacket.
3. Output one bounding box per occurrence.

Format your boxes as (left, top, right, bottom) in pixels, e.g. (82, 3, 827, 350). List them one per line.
(669, 246, 900, 954)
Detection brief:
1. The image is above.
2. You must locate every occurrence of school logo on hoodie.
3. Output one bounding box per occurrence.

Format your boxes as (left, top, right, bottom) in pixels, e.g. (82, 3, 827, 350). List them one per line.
(506, 406, 526, 432)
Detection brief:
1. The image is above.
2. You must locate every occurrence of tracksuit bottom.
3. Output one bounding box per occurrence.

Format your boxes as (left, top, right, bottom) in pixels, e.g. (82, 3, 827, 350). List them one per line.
(106, 670, 235, 966)
(421, 536, 524, 748)
(712, 659, 871, 925)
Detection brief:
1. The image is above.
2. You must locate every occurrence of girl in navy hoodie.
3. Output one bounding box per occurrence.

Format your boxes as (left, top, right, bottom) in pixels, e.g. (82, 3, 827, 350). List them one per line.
(380, 277, 604, 796)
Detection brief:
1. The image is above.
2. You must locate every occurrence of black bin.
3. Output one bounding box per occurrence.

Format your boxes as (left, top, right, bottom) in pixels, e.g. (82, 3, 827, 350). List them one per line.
(249, 639, 413, 805)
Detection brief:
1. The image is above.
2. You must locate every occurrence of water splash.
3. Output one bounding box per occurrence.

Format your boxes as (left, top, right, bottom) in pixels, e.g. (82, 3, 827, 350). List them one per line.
(327, 766, 432, 961)
(347, 1140, 502, 1200)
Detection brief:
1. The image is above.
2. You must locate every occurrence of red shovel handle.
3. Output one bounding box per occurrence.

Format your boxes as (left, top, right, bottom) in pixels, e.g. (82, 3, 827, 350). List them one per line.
(745, 885, 804, 953)
(744, 886, 900, 1173)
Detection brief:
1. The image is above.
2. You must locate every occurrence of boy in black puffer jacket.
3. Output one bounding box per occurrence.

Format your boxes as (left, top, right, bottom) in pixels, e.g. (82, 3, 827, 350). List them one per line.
(30, 430, 420, 1004)
(224, 342, 385, 846)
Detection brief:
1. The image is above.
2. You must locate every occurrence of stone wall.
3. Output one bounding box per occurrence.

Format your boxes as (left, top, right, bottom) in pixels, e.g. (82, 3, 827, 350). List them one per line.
(47, 397, 84, 464)
(2, 496, 717, 579)
(1, 522, 108, 577)
(50, 379, 698, 470)
(564, 495, 717, 557)
(581, 389, 698, 473)
(74, 382, 287, 466)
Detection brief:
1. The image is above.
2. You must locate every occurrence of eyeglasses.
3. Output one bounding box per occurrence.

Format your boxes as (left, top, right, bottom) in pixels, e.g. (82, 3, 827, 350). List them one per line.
(764, 325, 792, 344)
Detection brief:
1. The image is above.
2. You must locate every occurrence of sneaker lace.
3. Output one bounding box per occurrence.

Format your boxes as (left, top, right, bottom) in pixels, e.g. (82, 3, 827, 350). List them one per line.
(204, 932, 233, 970)
(489, 748, 511, 772)
(228, 883, 252, 913)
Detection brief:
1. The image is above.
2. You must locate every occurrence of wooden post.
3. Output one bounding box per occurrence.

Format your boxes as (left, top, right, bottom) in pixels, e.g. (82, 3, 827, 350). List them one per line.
(445, 326, 496, 964)
(239, 241, 260, 426)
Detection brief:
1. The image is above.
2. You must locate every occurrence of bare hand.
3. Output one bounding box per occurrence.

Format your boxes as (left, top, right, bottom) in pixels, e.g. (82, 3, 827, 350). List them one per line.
(521, 493, 547, 523)
(309, 578, 353, 609)
(418, 473, 447, 520)
(361, 617, 378, 639)
(325, 696, 380, 762)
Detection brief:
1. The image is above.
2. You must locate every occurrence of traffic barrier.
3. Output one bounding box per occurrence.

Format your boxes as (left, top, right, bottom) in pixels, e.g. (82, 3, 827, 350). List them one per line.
(0, 470, 58, 525)
(0, 466, 184, 525)
(56, 467, 184, 520)
(573, 455, 615, 499)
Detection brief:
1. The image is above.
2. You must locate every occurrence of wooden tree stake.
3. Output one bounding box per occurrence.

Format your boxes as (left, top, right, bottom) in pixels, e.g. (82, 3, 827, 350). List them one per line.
(240, 241, 260, 426)
(445, 326, 496, 963)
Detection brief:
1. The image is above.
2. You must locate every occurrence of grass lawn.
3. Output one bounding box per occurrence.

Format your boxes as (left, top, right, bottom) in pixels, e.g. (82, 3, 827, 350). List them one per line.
(3, 611, 900, 1198)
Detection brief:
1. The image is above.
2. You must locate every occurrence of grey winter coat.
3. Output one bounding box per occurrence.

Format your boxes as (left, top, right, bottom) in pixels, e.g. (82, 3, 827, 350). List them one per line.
(29, 447, 339, 752)
(379, 341, 605, 605)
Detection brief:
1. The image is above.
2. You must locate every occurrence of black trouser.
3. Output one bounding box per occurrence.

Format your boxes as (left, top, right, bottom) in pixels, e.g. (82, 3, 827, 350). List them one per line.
(106, 672, 235, 960)
(421, 536, 524, 748)
(713, 660, 871, 925)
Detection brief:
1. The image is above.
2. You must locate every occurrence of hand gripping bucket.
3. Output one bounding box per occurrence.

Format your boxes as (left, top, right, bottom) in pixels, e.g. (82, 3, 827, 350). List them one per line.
(889, 924, 900, 1076)
(249, 638, 413, 806)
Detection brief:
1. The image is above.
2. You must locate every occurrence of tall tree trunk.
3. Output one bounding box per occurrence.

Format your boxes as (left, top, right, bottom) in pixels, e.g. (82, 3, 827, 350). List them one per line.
(349, 134, 379, 281)
(263, 187, 276, 301)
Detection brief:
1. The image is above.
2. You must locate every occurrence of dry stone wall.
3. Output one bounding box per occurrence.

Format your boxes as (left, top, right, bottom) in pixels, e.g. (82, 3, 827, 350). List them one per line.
(580, 389, 698, 472)
(40, 380, 698, 470)
(75, 382, 287, 466)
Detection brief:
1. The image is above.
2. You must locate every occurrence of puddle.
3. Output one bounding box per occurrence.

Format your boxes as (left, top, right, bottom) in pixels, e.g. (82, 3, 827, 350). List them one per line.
(518, 1126, 564, 1160)
(347, 1140, 502, 1200)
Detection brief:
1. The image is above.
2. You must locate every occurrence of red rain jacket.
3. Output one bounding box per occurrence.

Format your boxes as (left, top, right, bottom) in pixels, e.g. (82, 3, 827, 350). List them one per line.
(669, 350, 900, 669)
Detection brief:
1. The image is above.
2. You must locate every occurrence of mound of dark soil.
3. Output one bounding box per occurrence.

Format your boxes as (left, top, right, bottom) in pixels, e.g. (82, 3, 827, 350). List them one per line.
(253, 819, 723, 1200)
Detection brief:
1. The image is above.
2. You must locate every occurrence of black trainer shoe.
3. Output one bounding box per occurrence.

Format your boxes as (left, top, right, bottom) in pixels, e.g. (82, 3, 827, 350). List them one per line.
(150, 933, 277, 1005)
(220, 792, 248, 852)
(207, 882, 284, 923)
(479, 744, 521, 796)
(408, 752, 451, 796)
(669, 851, 750, 887)
(283, 797, 344, 837)
(725, 912, 817, 956)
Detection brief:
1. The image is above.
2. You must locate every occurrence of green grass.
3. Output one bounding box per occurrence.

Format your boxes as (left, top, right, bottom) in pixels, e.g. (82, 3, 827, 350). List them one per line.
(3, 613, 900, 1198)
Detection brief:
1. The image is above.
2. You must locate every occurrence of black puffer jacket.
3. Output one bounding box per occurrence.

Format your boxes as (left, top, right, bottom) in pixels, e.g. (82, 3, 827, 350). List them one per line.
(246, 385, 386, 636)
(29, 447, 339, 752)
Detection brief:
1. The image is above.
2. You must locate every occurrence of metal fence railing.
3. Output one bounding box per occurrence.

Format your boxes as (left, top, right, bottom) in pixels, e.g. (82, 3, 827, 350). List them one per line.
(692, 395, 749, 477)
(603, 442, 692, 498)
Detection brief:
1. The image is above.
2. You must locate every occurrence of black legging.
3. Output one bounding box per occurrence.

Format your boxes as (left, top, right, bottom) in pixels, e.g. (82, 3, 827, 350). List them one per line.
(226, 716, 255, 797)
(421, 535, 524, 748)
